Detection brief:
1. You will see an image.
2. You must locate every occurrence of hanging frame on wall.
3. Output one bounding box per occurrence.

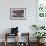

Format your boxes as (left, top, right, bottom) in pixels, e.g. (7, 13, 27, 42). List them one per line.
(10, 8, 26, 20)
(37, 0, 46, 19)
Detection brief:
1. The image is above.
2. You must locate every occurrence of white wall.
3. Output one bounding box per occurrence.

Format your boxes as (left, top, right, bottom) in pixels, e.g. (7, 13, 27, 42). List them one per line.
(0, 0, 36, 42)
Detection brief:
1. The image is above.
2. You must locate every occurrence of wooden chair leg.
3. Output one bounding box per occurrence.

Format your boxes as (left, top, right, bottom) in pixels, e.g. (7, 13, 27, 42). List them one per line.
(4, 41, 7, 46)
(15, 33, 18, 46)
(4, 33, 7, 46)
(17, 34, 18, 46)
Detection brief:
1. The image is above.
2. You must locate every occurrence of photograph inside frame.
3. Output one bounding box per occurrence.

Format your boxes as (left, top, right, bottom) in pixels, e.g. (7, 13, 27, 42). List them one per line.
(10, 8, 26, 20)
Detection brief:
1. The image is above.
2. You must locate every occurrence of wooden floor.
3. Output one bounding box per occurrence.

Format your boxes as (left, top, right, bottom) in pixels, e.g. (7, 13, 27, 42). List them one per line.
(0, 42, 46, 46)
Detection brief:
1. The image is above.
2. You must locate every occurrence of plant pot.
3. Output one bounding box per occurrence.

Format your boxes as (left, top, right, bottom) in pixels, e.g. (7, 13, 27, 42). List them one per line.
(37, 39, 45, 44)
(40, 39, 45, 43)
(37, 39, 40, 43)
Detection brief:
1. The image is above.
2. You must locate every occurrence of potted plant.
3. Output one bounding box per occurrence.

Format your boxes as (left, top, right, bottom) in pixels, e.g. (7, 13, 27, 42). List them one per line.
(33, 32, 46, 43)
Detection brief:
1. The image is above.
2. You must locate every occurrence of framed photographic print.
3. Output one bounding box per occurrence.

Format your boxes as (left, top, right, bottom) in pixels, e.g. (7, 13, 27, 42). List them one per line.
(36, 0, 46, 26)
(10, 8, 26, 20)
(37, 0, 46, 18)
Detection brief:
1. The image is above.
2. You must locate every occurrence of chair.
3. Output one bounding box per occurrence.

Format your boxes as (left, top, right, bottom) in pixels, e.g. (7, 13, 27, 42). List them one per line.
(4, 33, 18, 46)
(4, 27, 19, 46)
(18, 33, 30, 46)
